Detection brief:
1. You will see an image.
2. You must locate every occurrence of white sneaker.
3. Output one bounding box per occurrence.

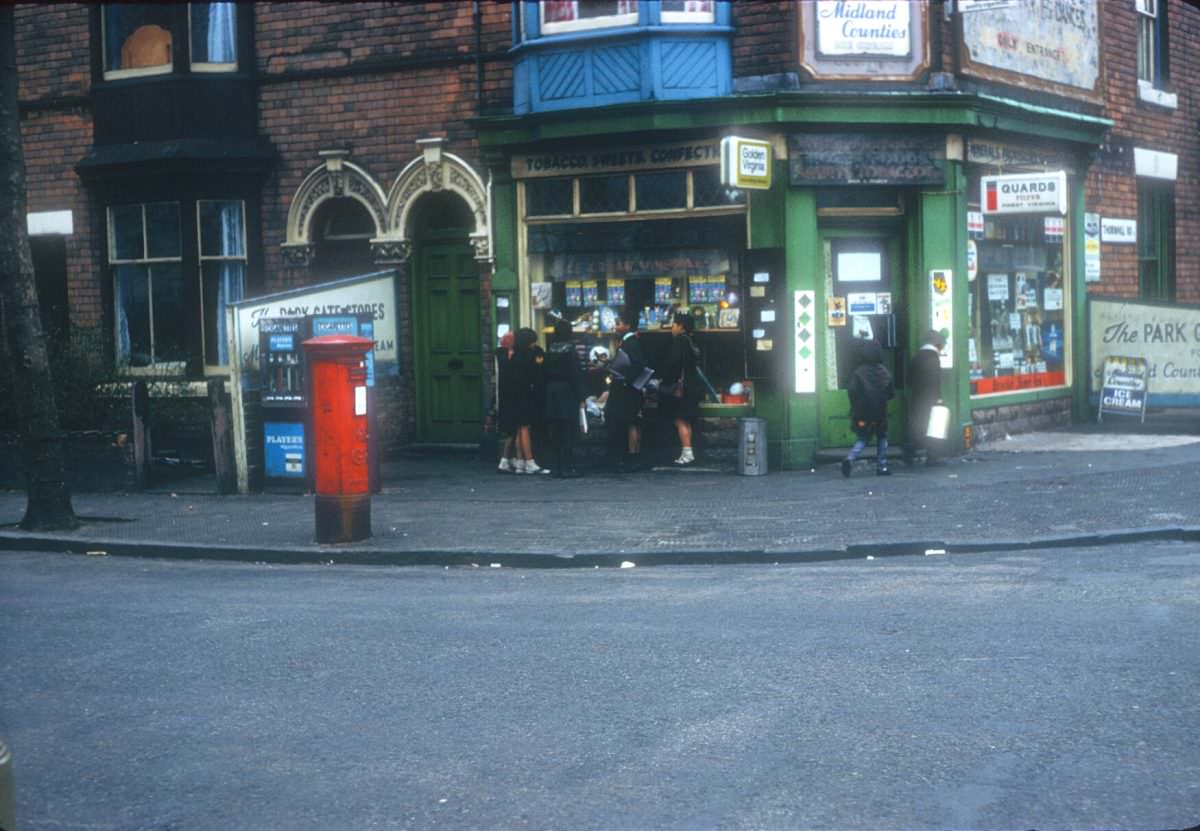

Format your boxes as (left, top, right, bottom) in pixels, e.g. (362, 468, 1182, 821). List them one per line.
(498, 457, 513, 473)
(525, 461, 550, 475)
(673, 448, 695, 465)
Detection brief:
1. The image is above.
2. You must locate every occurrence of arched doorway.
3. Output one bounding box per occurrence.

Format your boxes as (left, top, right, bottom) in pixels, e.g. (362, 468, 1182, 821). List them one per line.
(411, 191, 483, 444)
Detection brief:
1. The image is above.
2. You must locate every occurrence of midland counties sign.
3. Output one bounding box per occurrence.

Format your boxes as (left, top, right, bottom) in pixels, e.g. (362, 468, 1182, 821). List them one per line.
(1090, 298, 1200, 407)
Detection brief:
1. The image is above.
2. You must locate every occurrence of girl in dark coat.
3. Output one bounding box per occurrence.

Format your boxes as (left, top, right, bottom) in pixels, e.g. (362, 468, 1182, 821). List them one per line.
(544, 318, 587, 477)
(511, 327, 549, 474)
(658, 312, 703, 465)
(495, 331, 518, 472)
(842, 338, 895, 477)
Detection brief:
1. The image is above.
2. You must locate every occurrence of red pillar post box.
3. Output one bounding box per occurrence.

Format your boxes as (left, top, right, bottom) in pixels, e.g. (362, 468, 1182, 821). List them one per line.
(302, 335, 374, 543)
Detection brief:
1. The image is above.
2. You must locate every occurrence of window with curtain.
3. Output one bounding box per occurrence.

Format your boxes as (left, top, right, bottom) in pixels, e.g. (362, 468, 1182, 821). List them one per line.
(1136, 0, 1168, 89)
(199, 201, 246, 367)
(190, 2, 237, 69)
(541, 1, 639, 33)
(1138, 182, 1175, 302)
(110, 203, 187, 369)
(102, 3, 175, 78)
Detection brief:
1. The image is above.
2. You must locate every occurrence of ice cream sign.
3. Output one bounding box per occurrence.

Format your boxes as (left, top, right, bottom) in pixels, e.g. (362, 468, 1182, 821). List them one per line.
(981, 171, 1067, 215)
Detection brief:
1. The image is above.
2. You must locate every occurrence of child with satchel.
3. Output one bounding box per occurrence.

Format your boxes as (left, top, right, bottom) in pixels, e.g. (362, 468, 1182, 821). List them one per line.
(841, 337, 895, 477)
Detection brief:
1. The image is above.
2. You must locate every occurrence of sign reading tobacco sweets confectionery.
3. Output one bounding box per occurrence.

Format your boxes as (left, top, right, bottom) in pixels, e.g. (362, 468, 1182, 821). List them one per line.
(816, 0, 911, 57)
(959, 0, 1100, 100)
(981, 171, 1067, 215)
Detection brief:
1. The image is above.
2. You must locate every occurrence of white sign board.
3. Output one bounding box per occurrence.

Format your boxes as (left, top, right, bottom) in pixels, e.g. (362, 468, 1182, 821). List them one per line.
(1100, 218, 1137, 244)
(232, 271, 399, 374)
(1090, 299, 1200, 406)
(981, 171, 1067, 215)
(720, 136, 772, 190)
(930, 269, 953, 368)
(1084, 211, 1101, 282)
(816, 0, 911, 57)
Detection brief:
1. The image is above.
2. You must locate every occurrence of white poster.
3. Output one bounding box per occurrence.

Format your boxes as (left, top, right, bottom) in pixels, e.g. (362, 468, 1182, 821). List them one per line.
(837, 251, 882, 282)
(987, 273, 1009, 301)
(1084, 211, 1102, 282)
(1044, 287, 1064, 311)
(929, 269, 953, 368)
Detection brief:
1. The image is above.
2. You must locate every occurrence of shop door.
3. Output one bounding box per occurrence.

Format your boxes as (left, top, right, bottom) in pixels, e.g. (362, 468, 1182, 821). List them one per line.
(415, 241, 483, 443)
(819, 231, 907, 448)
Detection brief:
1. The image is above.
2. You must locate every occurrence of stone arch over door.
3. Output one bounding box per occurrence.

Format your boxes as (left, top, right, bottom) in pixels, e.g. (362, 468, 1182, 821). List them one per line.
(382, 138, 491, 264)
(282, 150, 389, 268)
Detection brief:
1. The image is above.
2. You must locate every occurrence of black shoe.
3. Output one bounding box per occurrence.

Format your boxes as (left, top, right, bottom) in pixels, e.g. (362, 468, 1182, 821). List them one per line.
(876, 466, 891, 476)
(841, 459, 852, 478)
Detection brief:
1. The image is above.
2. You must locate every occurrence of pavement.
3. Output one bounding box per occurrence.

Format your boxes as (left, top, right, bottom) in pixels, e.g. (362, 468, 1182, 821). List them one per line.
(2, 409, 1199, 568)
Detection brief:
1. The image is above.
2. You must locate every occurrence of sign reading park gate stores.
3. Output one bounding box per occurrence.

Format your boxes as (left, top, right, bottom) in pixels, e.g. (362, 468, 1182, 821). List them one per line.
(1090, 299, 1200, 407)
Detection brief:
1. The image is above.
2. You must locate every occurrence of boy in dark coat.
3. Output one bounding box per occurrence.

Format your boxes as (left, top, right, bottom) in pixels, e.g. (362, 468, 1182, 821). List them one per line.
(905, 330, 947, 466)
(544, 318, 587, 478)
(842, 338, 895, 477)
(601, 310, 647, 473)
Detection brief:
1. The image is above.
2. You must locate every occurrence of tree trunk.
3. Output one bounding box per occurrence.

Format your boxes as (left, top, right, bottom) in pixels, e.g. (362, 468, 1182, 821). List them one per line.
(0, 7, 78, 531)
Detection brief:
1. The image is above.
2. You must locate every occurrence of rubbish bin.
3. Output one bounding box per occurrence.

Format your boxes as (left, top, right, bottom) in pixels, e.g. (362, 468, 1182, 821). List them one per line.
(737, 417, 767, 476)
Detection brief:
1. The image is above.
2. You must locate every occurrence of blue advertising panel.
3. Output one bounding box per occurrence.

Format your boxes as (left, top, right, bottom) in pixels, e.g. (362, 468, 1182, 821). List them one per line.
(264, 421, 306, 478)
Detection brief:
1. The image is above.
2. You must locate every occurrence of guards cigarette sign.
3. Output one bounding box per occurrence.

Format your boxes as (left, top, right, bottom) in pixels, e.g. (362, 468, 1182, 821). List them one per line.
(981, 171, 1067, 215)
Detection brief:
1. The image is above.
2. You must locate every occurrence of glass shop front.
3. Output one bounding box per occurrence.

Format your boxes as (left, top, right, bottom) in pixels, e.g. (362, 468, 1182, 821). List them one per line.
(517, 143, 754, 409)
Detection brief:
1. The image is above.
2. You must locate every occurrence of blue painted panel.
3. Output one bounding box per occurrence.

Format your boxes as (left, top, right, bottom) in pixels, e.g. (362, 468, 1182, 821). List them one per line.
(537, 50, 588, 101)
(593, 44, 640, 95)
(660, 40, 717, 92)
(264, 421, 306, 479)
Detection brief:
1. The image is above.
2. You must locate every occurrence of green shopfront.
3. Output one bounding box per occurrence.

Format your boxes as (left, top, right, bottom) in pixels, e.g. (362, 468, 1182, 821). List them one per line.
(477, 0, 1110, 468)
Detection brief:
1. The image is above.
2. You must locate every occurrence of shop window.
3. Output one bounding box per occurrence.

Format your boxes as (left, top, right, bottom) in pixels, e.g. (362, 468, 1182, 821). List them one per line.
(1138, 182, 1175, 302)
(540, 1, 639, 35)
(526, 178, 574, 217)
(691, 166, 745, 208)
(110, 202, 187, 370)
(635, 171, 687, 212)
(1136, 0, 1169, 89)
(968, 213, 1068, 396)
(579, 174, 631, 214)
(198, 201, 245, 367)
(525, 215, 748, 397)
(102, 2, 238, 78)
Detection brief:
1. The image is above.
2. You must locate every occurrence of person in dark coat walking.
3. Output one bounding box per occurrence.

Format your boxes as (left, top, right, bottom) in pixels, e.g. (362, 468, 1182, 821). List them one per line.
(905, 329, 947, 466)
(601, 310, 647, 472)
(657, 311, 703, 465)
(544, 318, 587, 478)
(841, 338, 895, 477)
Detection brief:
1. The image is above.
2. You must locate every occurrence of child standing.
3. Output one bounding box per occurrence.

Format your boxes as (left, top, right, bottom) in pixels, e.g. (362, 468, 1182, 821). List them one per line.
(842, 338, 895, 477)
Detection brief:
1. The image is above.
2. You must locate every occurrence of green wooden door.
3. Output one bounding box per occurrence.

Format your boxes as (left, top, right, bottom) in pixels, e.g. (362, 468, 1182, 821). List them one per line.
(415, 242, 483, 444)
(819, 230, 907, 448)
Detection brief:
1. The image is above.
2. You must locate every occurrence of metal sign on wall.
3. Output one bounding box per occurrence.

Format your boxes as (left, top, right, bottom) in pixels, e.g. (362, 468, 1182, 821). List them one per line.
(959, 0, 1101, 100)
(788, 133, 945, 186)
(981, 171, 1067, 215)
(1090, 299, 1200, 406)
(815, 0, 911, 57)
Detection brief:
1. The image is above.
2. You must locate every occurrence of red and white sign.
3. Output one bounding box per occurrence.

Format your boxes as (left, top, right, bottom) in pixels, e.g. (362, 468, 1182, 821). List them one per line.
(981, 171, 1067, 215)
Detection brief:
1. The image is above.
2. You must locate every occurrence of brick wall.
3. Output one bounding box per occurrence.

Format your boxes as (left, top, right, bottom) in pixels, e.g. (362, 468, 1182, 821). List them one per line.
(731, 1, 794, 80)
(1088, 0, 1200, 303)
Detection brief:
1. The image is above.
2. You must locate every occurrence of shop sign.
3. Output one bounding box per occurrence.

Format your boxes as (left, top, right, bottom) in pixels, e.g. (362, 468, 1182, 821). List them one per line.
(1100, 218, 1137, 244)
(966, 140, 1076, 174)
(960, 0, 1100, 100)
(1097, 357, 1148, 423)
(1090, 299, 1200, 406)
(720, 136, 772, 190)
(815, 0, 911, 58)
(788, 133, 944, 186)
(513, 139, 720, 178)
(232, 271, 399, 373)
(1084, 212, 1101, 282)
(981, 171, 1067, 215)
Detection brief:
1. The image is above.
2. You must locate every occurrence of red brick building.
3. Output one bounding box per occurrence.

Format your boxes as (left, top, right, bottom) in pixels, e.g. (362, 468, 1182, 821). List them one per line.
(12, 2, 1200, 482)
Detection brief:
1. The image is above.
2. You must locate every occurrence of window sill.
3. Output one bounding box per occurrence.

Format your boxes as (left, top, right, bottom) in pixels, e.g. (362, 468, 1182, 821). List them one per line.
(1137, 81, 1177, 110)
